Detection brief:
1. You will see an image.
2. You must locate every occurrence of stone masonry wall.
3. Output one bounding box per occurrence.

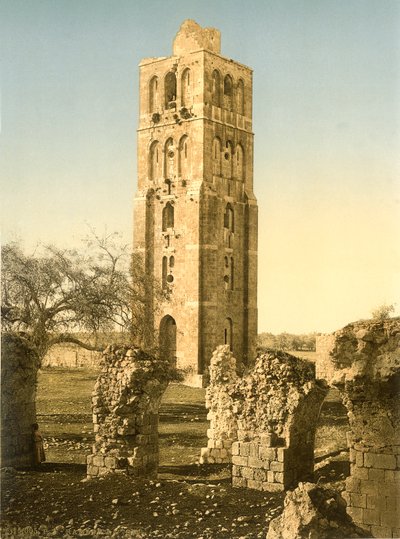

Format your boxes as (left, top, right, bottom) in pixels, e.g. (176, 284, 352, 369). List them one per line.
(325, 318, 400, 538)
(200, 345, 327, 491)
(315, 333, 335, 380)
(87, 345, 174, 479)
(1, 334, 40, 467)
(199, 346, 238, 464)
(42, 343, 101, 369)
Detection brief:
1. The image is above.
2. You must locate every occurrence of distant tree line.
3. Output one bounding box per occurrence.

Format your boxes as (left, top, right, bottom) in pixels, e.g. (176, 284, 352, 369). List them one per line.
(257, 332, 317, 352)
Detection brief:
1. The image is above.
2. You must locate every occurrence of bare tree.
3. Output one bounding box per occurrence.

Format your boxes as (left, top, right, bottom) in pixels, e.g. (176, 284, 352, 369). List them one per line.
(1, 232, 161, 364)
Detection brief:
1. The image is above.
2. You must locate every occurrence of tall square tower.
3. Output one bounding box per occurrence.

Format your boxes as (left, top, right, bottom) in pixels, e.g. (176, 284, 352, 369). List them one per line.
(134, 20, 258, 385)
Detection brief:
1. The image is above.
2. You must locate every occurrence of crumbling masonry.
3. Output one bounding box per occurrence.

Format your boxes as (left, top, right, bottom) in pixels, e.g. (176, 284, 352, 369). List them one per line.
(87, 345, 174, 479)
(324, 318, 400, 538)
(200, 345, 328, 491)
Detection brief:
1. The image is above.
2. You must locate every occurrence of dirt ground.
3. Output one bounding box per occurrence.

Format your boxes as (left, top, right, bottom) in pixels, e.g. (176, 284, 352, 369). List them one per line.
(1, 369, 349, 538)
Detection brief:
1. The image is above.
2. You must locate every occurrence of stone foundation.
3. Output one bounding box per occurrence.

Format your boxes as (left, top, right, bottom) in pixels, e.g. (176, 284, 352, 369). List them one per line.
(325, 318, 400, 537)
(1, 334, 40, 467)
(87, 345, 174, 479)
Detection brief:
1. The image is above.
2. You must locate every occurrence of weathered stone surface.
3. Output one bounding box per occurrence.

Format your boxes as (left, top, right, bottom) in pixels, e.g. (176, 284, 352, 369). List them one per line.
(1, 334, 40, 467)
(319, 318, 400, 536)
(266, 482, 368, 539)
(134, 20, 258, 384)
(87, 345, 176, 479)
(200, 345, 328, 490)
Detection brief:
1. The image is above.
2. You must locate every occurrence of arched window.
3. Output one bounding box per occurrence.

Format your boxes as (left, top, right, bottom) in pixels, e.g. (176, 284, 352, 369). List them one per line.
(169, 255, 175, 268)
(223, 141, 233, 178)
(224, 318, 233, 350)
(224, 203, 234, 232)
(165, 72, 177, 107)
(236, 144, 245, 181)
(149, 140, 161, 181)
(212, 70, 221, 107)
(181, 68, 192, 107)
(162, 256, 168, 289)
(149, 76, 159, 113)
(178, 135, 190, 177)
(223, 75, 233, 110)
(236, 79, 244, 115)
(162, 202, 174, 231)
(159, 315, 177, 365)
(164, 138, 174, 179)
(223, 256, 234, 290)
(212, 137, 221, 176)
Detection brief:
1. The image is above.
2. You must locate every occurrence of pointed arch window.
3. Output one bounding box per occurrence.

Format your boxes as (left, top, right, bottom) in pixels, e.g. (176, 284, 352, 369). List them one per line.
(212, 70, 221, 107)
(223, 141, 233, 179)
(178, 135, 190, 177)
(165, 72, 177, 107)
(149, 76, 159, 113)
(164, 138, 174, 179)
(162, 202, 174, 231)
(224, 318, 233, 350)
(223, 75, 233, 110)
(181, 68, 192, 107)
(149, 141, 161, 181)
(236, 79, 244, 115)
(236, 144, 245, 181)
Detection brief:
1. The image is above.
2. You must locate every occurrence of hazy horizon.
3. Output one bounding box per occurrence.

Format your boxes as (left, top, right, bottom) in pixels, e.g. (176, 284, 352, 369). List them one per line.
(1, 0, 399, 334)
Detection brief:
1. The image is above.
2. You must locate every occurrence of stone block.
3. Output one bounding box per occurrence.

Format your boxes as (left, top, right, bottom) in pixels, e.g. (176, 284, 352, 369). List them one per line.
(351, 466, 369, 480)
(364, 452, 396, 470)
(253, 469, 266, 482)
(350, 493, 367, 509)
(262, 482, 285, 492)
(362, 508, 381, 527)
(104, 456, 117, 469)
(267, 471, 274, 483)
(240, 442, 250, 457)
(241, 467, 254, 480)
(270, 461, 284, 472)
(346, 506, 363, 525)
(259, 446, 276, 461)
(368, 468, 385, 482)
(346, 477, 361, 494)
(359, 479, 380, 496)
(247, 479, 263, 490)
(355, 451, 364, 467)
(93, 455, 105, 467)
(232, 455, 248, 466)
(87, 465, 99, 477)
(232, 476, 247, 488)
(231, 442, 240, 455)
(380, 510, 400, 529)
(276, 448, 286, 462)
(370, 525, 392, 539)
(248, 457, 264, 468)
(232, 465, 241, 477)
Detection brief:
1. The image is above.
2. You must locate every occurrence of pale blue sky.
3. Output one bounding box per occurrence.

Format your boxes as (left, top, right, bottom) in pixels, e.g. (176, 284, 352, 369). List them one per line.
(1, 0, 399, 333)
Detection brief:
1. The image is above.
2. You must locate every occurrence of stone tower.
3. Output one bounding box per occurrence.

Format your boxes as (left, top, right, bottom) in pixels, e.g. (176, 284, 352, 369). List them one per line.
(134, 20, 258, 386)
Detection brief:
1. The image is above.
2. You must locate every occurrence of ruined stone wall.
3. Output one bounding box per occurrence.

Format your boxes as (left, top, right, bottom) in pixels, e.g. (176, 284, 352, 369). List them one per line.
(87, 345, 174, 479)
(200, 345, 327, 491)
(315, 333, 335, 380)
(325, 318, 400, 538)
(1, 334, 40, 467)
(42, 343, 101, 369)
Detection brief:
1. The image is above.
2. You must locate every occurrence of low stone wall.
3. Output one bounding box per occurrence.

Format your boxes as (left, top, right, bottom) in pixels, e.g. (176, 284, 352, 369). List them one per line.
(42, 343, 101, 369)
(87, 345, 174, 479)
(1, 334, 40, 467)
(200, 346, 327, 491)
(325, 318, 400, 538)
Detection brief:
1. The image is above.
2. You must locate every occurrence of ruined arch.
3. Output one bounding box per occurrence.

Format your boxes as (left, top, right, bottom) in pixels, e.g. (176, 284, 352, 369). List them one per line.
(164, 71, 177, 107)
(159, 315, 177, 366)
(181, 68, 192, 107)
(149, 76, 159, 113)
(212, 69, 221, 107)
